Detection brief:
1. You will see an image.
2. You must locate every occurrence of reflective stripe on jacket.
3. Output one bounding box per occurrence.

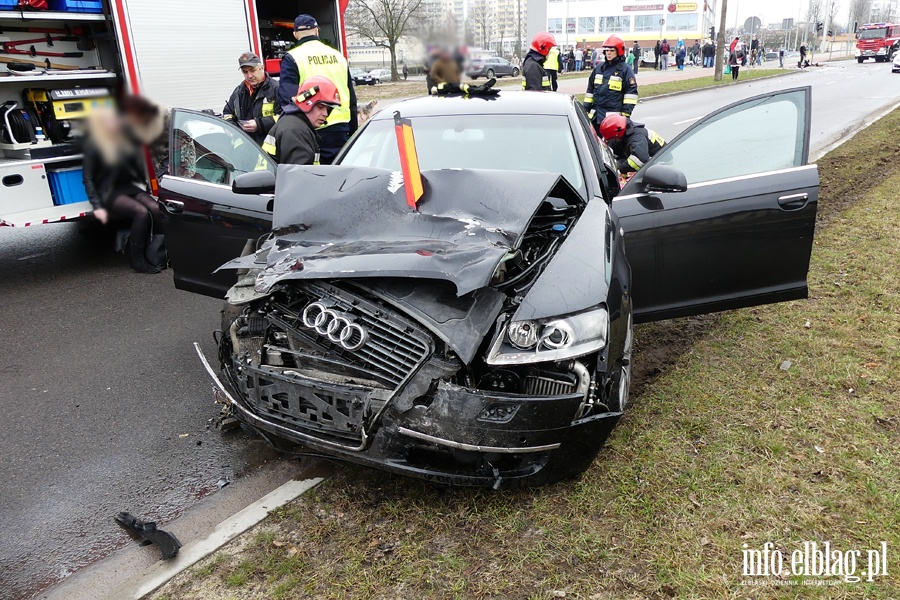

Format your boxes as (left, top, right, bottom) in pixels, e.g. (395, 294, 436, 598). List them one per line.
(222, 75, 280, 146)
(583, 56, 638, 121)
(522, 50, 551, 90)
(262, 113, 320, 165)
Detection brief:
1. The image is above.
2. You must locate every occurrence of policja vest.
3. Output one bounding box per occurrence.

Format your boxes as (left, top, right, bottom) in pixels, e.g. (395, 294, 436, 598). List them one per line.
(545, 46, 560, 71)
(284, 39, 351, 128)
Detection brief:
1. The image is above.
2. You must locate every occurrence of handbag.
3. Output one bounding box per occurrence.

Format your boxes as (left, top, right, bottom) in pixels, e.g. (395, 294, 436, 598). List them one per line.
(724, 64, 731, 74)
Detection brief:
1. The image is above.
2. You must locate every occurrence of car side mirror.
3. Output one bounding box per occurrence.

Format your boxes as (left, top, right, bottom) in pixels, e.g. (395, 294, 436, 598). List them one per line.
(232, 170, 276, 195)
(641, 164, 687, 193)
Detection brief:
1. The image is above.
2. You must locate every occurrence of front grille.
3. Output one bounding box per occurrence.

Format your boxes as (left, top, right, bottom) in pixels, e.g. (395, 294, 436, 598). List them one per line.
(525, 374, 577, 396)
(269, 283, 433, 389)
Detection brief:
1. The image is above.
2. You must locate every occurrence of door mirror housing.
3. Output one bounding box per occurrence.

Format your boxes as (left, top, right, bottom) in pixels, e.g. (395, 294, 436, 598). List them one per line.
(233, 170, 276, 195)
(641, 165, 687, 193)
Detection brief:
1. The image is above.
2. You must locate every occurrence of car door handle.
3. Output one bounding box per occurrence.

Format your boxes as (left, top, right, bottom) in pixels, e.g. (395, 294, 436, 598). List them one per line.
(777, 193, 809, 210)
(161, 199, 184, 214)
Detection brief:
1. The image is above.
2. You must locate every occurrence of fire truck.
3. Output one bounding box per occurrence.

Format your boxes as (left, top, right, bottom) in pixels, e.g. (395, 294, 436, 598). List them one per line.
(0, 0, 347, 228)
(855, 22, 900, 63)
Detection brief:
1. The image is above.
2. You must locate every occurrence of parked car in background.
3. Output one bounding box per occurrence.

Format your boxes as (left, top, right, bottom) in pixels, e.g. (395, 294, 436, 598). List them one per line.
(366, 68, 393, 84)
(893, 51, 900, 72)
(159, 87, 819, 488)
(350, 67, 375, 86)
(466, 56, 520, 79)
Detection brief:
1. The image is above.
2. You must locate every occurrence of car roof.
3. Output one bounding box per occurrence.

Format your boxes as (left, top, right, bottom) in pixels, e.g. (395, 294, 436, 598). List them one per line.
(369, 91, 577, 120)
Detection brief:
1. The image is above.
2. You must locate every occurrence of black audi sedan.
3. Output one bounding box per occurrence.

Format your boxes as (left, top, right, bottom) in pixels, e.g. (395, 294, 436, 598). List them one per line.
(158, 89, 818, 488)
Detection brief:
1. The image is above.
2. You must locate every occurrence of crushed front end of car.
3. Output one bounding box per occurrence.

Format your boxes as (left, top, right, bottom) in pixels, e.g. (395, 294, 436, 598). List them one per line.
(201, 166, 632, 488)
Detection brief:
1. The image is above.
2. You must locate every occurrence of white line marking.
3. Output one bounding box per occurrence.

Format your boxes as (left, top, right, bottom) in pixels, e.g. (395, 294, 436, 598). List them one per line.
(673, 116, 701, 125)
(103, 477, 324, 600)
(825, 80, 837, 85)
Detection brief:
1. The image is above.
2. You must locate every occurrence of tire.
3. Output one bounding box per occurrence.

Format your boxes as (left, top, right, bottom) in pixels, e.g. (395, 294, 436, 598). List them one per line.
(511, 67, 520, 77)
(470, 76, 478, 80)
(858, 57, 865, 63)
(486, 69, 495, 78)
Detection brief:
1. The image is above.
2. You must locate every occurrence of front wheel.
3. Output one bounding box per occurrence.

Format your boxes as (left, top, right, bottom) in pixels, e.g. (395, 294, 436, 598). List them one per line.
(858, 57, 865, 63)
(486, 69, 495, 78)
(511, 67, 520, 77)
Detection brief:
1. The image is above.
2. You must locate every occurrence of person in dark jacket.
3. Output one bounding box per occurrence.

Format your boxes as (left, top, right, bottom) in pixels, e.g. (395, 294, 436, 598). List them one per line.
(567, 48, 576, 72)
(654, 40, 661, 69)
(632, 41, 641, 74)
(82, 107, 162, 274)
(522, 32, 556, 91)
(599, 113, 665, 175)
(584, 35, 638, 126)
(276, 14, 357, 164)
(263, 76, 341, 165)
(223, 51, 280, 146)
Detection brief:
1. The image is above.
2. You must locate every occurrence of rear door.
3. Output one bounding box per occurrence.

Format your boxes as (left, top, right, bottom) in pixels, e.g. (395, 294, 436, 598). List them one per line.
(612, 87, 818, 323)
(159, 109, 274, 298)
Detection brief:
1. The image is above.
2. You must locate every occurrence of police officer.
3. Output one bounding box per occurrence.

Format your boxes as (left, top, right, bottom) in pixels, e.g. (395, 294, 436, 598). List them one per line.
(263, 76, 341, 165)
(522, 32, 556, 91)
(584, 35, 638, 128)
(277, 14, 357, 164)
(223, 51, 279, 146)
(544, 43, 561, 91)
(598, 114, 665, 175)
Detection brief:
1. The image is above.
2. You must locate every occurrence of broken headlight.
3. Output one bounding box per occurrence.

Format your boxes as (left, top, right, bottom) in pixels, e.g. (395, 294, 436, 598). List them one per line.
(486, 306, 608, 366)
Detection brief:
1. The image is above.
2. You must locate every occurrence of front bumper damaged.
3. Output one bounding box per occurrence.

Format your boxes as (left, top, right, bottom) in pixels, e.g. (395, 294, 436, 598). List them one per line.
(195, 343, 621, 488)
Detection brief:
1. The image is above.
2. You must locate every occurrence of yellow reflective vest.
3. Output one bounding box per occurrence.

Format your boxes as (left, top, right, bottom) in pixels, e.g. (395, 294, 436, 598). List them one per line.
(279, 38, 352, 128)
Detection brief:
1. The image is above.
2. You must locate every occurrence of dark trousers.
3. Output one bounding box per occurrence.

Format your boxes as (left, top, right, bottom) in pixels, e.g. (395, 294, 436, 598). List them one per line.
(317, 123, 351, 165)
(547, 70, 558, 91)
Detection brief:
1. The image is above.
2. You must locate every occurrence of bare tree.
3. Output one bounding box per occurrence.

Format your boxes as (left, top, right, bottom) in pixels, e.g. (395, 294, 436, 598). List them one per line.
(805, 0, 823, 47)
(468, 0, 491, 49)
(345, 0, 426, 81)
(848, 0, 871, 32)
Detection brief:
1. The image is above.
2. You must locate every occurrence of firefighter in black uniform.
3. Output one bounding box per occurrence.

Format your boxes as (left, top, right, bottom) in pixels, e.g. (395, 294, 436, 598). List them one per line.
(262, 76, 341, 165)
(223, 52, 280, 146)
(522, 32, 556, 91)
(599, 114, 665, 175)
(584, 35, 638, 129)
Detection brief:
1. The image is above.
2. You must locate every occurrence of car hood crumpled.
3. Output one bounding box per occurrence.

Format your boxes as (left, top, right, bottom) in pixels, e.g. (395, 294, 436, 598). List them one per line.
(220, 165, 581, 297)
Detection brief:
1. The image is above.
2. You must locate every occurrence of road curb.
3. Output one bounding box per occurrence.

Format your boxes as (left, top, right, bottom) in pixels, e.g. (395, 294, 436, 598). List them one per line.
(639, 69, 805, 102)
(102, 477, 324, 600)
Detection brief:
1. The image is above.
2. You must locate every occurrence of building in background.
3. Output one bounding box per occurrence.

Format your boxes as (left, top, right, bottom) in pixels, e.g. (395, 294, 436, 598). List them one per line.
(543, 0, 717, 51)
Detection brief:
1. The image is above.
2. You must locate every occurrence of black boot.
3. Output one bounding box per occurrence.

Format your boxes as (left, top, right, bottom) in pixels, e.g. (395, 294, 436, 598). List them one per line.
(129, 241, 161, 274)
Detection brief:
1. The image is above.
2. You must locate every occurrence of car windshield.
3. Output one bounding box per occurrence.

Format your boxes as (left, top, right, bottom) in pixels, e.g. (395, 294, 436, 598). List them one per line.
(858, 27, 887, 39)
(339, 114, 586, 195)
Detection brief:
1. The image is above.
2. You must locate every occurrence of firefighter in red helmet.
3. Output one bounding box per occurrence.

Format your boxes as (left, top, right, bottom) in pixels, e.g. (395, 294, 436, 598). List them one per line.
(584, 35, 639, 130)
(262, 76, 341, 165)
(599, 113, 666, 175)
(522, 32, 556, 91)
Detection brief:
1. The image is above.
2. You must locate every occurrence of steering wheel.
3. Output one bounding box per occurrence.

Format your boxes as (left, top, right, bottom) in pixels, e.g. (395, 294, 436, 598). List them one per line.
(194, 152, 236, 185)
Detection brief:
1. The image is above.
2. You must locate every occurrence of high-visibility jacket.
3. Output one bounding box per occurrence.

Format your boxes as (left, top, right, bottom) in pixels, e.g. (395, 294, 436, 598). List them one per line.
(544, 46, 561, 72)
(262, 113, 320, 165)
(522, 50, 551, 90)
(608, 121, 665, 174)
(277, 36, 356, 131)
(583, 55, 638, 122)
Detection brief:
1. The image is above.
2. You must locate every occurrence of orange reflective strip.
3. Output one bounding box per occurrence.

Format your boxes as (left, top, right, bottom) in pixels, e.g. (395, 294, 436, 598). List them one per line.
(393, 111, 424, 209)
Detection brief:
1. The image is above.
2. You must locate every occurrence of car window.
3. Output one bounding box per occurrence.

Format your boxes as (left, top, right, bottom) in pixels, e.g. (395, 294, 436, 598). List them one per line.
(171, 110, 273, 185)
(339, 114, 586, 195)
(650, 89, 807, 185)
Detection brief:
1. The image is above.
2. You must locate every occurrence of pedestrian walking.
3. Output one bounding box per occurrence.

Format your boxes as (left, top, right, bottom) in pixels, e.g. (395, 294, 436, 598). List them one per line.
(779, 47, 784, 68)
(729, 40, 745, 80)
(276, 14, 357, 164)
(799, 44, 807, 68)
(632, 41, 641, 74)
(222, 51, 279, 146)
(263, 76, 341, 165)
(402, 62, 408, 80)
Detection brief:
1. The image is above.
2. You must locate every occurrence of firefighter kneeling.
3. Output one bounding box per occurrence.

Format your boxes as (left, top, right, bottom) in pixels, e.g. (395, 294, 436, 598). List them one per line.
(599, 114, 665, 176)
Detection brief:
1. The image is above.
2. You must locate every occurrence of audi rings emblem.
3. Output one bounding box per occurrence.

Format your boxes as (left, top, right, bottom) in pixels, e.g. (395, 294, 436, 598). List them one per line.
(301, 302, 368, 351)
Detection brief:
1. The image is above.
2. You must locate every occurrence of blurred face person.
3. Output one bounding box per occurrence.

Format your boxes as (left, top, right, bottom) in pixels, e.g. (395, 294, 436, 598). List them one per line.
(242, 64, 265, 87)
(307, 102, 332, 128)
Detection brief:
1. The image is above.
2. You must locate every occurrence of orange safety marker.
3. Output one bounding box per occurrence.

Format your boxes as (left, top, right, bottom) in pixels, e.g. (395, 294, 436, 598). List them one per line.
(393, 111, 424, 209)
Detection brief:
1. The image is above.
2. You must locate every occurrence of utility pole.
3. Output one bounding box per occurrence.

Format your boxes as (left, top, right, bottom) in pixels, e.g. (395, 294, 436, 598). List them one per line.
(715, 0, 728, 80)
(820, 0, 831, 53)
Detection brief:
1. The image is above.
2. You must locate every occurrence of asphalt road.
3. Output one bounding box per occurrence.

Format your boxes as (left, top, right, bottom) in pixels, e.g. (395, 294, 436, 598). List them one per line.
(0, 224, 296, 599)
(2, 57, 899, 600)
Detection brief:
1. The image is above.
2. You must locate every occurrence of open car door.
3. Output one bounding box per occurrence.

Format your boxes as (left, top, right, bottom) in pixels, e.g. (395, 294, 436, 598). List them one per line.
(158, 109, 275, 298)
(612, 86, 818, 323)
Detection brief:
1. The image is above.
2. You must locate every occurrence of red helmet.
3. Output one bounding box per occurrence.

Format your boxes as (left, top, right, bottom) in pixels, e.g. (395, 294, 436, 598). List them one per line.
(531, 32, 557, 56)
(602, 35, 625, 58)
(599, 114, 628, 141)
(293, 76, 341, 113)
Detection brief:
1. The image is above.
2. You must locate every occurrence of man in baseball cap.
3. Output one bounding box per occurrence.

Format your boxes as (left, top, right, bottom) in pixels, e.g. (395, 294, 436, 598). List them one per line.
(276, 13, 357, 164)
(223, 50, 279, 146)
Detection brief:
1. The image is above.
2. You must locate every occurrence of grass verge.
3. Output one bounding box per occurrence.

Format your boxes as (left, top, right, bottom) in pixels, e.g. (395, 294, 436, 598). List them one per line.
(153, 109, 900, 600)
(639, 68, 792, 98)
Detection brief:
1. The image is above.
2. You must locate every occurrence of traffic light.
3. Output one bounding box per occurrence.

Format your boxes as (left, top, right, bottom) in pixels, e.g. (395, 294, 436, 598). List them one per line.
(827, 30, 833, 37)
(816, 21, 824, 32)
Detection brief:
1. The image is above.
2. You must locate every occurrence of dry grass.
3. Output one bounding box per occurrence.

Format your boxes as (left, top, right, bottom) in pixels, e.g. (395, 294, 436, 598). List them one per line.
(152, 110, 900, 600)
